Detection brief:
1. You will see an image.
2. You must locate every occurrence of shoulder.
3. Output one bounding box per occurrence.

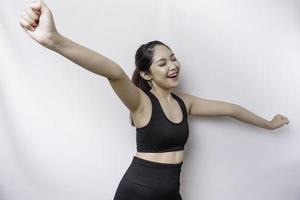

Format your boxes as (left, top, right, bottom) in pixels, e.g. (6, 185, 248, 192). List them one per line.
(172, 90, 193, 103)
(172, 90, 194, 114)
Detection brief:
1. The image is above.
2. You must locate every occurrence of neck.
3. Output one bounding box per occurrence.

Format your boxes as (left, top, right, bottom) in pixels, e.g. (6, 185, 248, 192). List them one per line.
(150, 87, 174, 101)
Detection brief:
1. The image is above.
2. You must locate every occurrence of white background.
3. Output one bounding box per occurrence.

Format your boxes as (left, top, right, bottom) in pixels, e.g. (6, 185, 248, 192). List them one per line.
(0, 0, 299, 199)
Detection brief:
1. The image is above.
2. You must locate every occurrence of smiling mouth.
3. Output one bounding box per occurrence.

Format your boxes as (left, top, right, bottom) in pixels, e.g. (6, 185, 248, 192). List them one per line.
(167, 75, 178, 79)
(167, 72, 178, 78)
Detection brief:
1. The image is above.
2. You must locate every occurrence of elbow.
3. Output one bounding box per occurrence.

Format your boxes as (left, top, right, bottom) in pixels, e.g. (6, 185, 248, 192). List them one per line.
(229, 103, 239, 117)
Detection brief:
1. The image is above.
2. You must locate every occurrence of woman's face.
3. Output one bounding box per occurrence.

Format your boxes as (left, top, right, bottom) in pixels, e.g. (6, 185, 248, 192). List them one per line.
(146, 45, 181, 90)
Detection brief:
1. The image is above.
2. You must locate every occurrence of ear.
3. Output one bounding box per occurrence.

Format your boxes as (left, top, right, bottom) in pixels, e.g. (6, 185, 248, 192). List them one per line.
(139, 71, 152, 81)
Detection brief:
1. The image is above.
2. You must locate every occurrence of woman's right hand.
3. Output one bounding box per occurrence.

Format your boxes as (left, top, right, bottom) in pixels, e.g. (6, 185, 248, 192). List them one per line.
(19, 0, 59, 48)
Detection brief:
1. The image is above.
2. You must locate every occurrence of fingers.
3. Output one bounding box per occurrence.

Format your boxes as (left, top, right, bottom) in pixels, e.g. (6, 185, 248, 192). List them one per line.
(277, 114, 289, 124)
(21, 10, 37, 27)
(33, 9, 41, 16)
(29, 0, 41, 11)
(25, 7, 40, 22)
(19, 2, 41, 32)
(19, 14, 35, 31)
(284, 117, 289, 124)
(31, 0, 49, 14)
(19, 16, 34, 31)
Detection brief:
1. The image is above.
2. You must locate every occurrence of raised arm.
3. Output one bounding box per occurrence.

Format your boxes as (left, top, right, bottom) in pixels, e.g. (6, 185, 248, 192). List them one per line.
(19, 0, 143, 112)
(176, 92, 289, 130)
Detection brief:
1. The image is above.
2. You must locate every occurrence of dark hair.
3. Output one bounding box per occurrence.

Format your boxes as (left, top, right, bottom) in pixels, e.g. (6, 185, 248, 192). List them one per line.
(129, 40, 172, 126)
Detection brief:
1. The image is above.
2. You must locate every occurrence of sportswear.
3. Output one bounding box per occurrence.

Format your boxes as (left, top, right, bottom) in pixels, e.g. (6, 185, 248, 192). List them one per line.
(113, 156, 183, 200)
(135, 89, 189, 153)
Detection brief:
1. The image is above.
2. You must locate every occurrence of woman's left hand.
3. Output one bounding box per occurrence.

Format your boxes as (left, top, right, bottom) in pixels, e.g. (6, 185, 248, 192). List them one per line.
(269, 114, 289, 130)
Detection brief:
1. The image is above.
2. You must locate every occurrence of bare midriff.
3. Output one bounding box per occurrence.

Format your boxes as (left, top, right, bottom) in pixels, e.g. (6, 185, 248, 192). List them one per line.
(134, 149, 184, 164)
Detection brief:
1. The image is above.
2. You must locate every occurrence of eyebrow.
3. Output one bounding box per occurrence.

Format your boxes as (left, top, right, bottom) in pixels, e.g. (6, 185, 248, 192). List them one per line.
(155, 53, 175, 63)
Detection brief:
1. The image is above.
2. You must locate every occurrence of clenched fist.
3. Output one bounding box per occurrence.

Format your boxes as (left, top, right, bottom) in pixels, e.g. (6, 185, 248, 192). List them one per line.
(269, 114, 289, 130)
(19, 0, 59, 48)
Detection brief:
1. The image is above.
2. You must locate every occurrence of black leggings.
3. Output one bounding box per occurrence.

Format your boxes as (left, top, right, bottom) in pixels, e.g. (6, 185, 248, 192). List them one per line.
(113, 156, 183, 200)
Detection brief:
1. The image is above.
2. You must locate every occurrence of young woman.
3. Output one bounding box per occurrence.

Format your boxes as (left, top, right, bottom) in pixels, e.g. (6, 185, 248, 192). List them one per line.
(19, 1, 290, 199)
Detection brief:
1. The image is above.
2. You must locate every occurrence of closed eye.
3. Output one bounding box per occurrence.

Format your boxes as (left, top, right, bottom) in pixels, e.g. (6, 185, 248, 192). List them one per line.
(158, 58, 177, 66)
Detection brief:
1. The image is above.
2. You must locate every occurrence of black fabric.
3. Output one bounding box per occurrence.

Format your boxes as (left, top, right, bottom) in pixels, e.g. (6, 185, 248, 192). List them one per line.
(113, 156, 183, 200)
(136, 90, 189, 152)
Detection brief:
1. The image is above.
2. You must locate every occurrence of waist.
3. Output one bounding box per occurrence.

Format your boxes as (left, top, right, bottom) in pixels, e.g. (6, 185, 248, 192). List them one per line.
(121, 156, 182, 190)
(135, 150, 184, 164)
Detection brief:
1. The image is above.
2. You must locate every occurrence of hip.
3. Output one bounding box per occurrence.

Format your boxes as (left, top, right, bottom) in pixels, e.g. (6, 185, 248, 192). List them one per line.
(113, 156, 183, 200)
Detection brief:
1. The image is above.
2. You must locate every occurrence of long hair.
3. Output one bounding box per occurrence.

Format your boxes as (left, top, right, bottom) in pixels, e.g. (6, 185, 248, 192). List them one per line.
(130, 40, 171, 126)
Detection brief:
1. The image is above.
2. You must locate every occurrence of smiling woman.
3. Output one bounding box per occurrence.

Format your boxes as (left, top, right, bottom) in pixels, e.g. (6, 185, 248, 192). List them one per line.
(131, 41, 180, 92)
(18, 0, 290, 199)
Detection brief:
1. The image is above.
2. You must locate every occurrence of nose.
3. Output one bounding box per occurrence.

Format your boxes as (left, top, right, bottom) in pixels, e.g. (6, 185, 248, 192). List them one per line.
(169, 62, 179, 71)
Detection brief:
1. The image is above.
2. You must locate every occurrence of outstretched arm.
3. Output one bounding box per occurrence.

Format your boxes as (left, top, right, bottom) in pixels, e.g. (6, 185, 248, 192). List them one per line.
(176, 92, 289, 130)
(19, 0, 143, 113)
(230, 105, 289, 130)
(45, 33, 123, 80)
(19, 0, 121, 80)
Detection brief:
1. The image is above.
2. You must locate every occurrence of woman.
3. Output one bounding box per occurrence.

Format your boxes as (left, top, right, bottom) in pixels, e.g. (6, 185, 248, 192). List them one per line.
(19, 1, 290, 199)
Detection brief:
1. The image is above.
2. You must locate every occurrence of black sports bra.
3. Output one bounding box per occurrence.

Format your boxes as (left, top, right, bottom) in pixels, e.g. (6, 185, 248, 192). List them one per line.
(133, 89, 189, 153)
